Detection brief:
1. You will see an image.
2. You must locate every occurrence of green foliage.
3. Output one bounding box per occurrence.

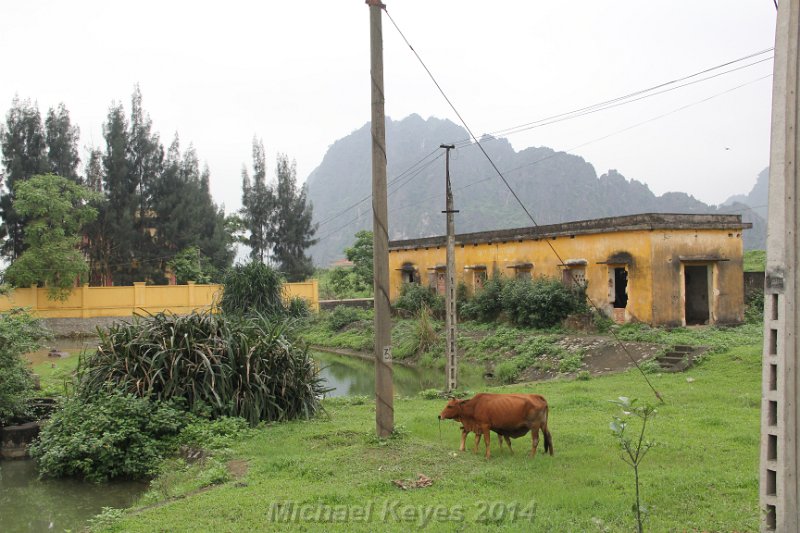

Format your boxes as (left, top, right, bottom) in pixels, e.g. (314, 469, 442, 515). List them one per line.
(344, 230, 374, 292)
(745, 288, 764, 324)
(394, 283, 443, 316)
(220, 261, 286, 317)
(609, 397, 658, 533)
(0, 308, 50, 425)
(417, 388, 442, 400)
(4, 174, 100, 300)
(493, 360, 519, 384)
(167, 246, 216, 284)
(576, 370, 591, 381)
(500, 277, 587, 328)
(175, 416, 250, 450)
(328, 305, 363, 331)
(286, 296, 310, 318)
(30, 392, 185, 481)
(318, 267, 369, 299)
(743, 250, 766, 272)
(77, 311, 327, 426)
(393, 306, 440, 360)
(460, 275, 506, 322)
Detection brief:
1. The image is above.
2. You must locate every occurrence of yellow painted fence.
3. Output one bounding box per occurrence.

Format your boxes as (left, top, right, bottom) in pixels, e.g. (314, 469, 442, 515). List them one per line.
(0, 280, 319, 318)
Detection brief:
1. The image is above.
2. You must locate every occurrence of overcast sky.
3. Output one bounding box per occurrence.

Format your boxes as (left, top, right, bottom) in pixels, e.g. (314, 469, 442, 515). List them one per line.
(0, 1, 777, 217)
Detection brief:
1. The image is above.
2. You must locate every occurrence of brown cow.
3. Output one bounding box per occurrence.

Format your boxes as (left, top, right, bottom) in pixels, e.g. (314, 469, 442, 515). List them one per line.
(439, 393, 553, 459)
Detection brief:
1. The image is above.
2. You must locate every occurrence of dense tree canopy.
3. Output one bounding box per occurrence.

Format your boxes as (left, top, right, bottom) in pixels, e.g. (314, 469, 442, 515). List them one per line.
(4, 174, 100, 300)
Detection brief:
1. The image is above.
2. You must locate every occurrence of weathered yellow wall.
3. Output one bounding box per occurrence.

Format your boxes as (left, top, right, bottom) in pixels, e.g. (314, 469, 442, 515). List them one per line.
(649, 228, 745, 326)
(389, 230, 655, 323)
(389, 226, 747, 326)
(0, 280, 319, 318)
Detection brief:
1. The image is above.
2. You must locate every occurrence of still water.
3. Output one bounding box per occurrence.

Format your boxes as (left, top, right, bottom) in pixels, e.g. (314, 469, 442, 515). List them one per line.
(1, 348, 484, 532)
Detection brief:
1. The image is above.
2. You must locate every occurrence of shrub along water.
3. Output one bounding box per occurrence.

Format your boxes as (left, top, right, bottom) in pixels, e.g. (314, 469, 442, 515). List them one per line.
(219, 261, 286, 316)
(77, 311, 327, 426)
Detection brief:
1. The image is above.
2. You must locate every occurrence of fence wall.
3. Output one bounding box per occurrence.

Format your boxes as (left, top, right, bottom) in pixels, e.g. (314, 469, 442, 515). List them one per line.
(0, 279, 319, 318)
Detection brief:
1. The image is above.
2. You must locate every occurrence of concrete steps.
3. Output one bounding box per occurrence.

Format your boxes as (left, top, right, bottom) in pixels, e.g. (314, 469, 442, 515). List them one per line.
(655, 345, 705, 373)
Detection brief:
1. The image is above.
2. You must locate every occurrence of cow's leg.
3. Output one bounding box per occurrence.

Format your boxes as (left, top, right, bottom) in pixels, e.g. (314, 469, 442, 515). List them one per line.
(459, 428, 467, 452)
(505, 435, 513, 453)
(482, 427, 492, 459)
(529, 425, 540, 458)
(473, 432, 481, 453)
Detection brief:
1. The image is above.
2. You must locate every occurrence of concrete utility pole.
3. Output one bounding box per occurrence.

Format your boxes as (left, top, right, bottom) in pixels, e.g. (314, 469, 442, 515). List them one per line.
(441, 144, 459, 393)
(367, 0, 394, 438)
(760, 0, 800, 530)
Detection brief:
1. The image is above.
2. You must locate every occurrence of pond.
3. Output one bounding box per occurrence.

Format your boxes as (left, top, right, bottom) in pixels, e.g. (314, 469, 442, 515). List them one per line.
(315, 350, 486, 397)
(2, 345, 487, 532)
(0, 460, 146, 532)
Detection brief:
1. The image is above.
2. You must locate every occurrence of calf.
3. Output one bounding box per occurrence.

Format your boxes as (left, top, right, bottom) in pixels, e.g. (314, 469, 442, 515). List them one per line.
(439, 393, 553, 459)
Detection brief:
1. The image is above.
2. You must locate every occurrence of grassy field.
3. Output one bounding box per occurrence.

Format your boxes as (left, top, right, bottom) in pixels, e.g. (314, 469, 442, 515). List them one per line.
(102, 335, 762, 532)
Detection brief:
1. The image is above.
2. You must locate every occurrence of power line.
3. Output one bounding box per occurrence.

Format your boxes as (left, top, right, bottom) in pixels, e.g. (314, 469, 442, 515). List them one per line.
(385, 6, 693, 403)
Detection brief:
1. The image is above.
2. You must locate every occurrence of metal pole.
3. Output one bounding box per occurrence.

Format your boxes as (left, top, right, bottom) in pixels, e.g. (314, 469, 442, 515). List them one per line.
(441, 144, 459, 392)
(367, 0, 393, 438)
(760, 0, 800, 530)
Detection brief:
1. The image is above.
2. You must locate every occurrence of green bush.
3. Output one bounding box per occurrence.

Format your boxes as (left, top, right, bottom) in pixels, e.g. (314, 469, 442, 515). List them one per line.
(500, 277, 587, 328)
(460, 275, 506, 322)
(0, 308, 50, 425)
(219, 261, 286, 316)
(328, 306, 362, 331)
(77, 311, 327, 426)
(745, 289, 764, 324)
(286, 296, 310, 318)
(392, 307, 440, 360)
(176, 416, 250, 450)
(494, 360, 520, 384)
(394, 283, 443, 316)
(30, 392, 185, 481)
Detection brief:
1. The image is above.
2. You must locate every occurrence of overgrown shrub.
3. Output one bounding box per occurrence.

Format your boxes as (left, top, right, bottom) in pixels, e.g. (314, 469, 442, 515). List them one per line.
(500, 277, 587, 328)
(394, 283, 443, 316)
(328, 306, 362, 331)
(77, 311, 327, 425)
(30, 392, 185, 481)
(494, 360, 520, 384)
(393, 306, 440, 360)
(220, 261, 286, 316)
(745, 288, 764, 324)
(460, 275, 506, 322)
(0, 308, 50, 425)
(286, 296, 310, 318)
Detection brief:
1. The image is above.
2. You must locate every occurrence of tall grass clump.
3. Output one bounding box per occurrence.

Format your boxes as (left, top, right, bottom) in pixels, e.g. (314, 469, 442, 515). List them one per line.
(77, 311, 327, 425)
(219, 261, 286, 316)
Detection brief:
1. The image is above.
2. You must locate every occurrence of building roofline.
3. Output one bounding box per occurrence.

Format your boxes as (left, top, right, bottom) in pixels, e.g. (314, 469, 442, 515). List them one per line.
(388, 212, 752, 251)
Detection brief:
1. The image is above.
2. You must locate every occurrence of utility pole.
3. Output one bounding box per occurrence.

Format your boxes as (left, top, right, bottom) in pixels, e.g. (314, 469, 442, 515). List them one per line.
(367, 0, 393, 438)
(441, 144, 459, 393)
(760, 0, 800, 530)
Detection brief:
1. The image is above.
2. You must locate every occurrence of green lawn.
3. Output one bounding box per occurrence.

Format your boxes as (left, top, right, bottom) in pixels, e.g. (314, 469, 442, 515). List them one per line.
(103, 340, 762, 532)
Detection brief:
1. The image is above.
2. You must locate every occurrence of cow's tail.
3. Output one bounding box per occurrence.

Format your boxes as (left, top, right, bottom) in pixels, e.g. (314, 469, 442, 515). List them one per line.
(543, 406, 554, 456)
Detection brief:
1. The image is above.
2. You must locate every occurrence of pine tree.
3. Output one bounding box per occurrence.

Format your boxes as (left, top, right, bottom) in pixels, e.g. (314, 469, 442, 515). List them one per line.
(44, 103, 80, 182)
(240, 138, 274, 263)
(83, 149, 112, 285)
(0, 98, 48, 260)
(272, 154, 317, 281)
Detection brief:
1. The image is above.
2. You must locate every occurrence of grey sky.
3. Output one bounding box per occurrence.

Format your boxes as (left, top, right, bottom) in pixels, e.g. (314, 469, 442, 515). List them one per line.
(0, 1, 777, 216)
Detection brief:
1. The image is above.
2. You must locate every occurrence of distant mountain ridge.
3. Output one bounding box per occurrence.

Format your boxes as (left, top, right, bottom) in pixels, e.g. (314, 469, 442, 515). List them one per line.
(306, 115, 766, 266)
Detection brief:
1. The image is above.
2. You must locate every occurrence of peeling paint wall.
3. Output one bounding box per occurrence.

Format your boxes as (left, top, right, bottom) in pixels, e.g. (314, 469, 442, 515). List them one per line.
(389, 223, 746, 326)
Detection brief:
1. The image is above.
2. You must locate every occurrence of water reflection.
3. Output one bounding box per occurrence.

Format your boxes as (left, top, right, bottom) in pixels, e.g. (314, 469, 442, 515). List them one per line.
(0, 460, 145, 533)
(315, 351, 484, 397)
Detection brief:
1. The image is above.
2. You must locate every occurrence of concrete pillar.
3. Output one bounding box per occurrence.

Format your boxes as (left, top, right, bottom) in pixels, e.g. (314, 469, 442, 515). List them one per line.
(760, 1, 800, 530)
(133, 282, 146, 311)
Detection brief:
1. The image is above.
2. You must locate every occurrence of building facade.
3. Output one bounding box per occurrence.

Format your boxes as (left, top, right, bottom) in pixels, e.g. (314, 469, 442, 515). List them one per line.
(388, 213, 751, 327)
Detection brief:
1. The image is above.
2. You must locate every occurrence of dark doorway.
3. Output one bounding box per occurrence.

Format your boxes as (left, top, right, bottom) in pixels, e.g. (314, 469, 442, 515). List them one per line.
(685, 265, 710, 325)
(613, 268, 628, 308)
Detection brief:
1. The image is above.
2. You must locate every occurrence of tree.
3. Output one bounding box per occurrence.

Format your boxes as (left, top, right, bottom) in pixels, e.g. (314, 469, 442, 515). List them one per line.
(240, 138, 274, 263)
(154, 136, 234, 279)
(82, 149, 113, 286)
(345, 230, 373, 292)
(4, 174, 100, 300)
(167, 246, 215, 284)
(44, 103, 80, 182)
(0, 97, 47, 260)
(272, 154, 317, 281)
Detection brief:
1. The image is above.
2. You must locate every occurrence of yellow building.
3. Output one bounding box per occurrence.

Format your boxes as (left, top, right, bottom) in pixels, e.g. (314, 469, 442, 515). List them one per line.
(388, 213, 751, 327)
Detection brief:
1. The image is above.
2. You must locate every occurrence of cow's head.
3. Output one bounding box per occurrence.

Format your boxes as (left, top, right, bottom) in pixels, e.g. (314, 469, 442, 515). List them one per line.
(438, 398, 465, 420)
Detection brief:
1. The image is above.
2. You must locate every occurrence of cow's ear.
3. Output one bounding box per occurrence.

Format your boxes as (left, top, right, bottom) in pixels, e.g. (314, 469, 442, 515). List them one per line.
(458, 399, 468, 405)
